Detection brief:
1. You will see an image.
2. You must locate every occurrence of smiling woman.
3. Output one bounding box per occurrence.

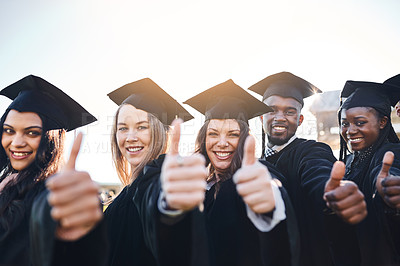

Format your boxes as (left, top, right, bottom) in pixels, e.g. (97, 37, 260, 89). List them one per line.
(0, 75, 98, 265)
(1, 110, 42, 171)
(336, 79, 400, 265)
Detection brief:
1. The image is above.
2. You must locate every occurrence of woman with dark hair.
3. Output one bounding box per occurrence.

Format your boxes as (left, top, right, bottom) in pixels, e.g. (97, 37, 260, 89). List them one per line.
(158, 79, 299, 265)
(332, 79, 400, 265)
(0, 75, 100, 265)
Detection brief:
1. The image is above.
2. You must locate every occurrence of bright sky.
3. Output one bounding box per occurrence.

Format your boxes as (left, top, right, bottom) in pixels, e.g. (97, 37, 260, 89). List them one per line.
(1, 0, 399, 184)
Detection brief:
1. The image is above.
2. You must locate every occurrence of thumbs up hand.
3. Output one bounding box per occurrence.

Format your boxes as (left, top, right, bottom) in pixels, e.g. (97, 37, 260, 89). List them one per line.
(161, 119, 207, 211)
(46, 133, 102, 241)
(323, 161, 367, 224)
(234, 136, 275, 214)
(376, 151, 400, 209)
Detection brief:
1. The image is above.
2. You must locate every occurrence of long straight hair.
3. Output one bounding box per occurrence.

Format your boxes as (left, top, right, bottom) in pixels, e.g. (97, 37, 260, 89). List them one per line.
(195, 119, 250, 185)
(0, 110, 65, 239)
(111, 104, 168, 186)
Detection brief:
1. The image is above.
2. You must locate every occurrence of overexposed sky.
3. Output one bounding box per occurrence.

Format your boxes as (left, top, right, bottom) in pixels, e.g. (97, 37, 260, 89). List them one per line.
(1, 0, 399, 184)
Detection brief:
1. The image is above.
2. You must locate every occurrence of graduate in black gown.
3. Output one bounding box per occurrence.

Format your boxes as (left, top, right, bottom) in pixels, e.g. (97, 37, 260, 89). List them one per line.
(104, 78, 198, 266)
(158, 79, 299, 265)
(332, 78, 400, 265)
(0, 75, 101, 266)
(248, 72, 367, 266)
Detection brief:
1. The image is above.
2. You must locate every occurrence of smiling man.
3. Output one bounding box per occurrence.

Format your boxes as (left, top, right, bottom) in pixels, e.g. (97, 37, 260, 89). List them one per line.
(248, 72, 366, 266)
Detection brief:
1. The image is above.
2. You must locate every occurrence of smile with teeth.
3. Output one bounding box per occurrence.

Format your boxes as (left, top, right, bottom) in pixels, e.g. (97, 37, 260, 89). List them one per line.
(214, 152, 233, 159)
(127, 147, 144, 152)
(272, 125, 287, 132)
(348, 137, 363, 143)
(11, 151, 32, 158)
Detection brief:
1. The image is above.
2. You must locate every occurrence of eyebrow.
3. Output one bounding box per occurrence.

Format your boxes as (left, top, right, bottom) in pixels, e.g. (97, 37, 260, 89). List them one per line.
(117, 120, 149, 126)
(207, 127, 240, 133)
(3, 124, 42, 130)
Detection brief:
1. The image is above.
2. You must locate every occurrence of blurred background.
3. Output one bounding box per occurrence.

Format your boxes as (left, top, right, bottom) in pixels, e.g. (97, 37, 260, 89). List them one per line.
(1, 0, 399, 196)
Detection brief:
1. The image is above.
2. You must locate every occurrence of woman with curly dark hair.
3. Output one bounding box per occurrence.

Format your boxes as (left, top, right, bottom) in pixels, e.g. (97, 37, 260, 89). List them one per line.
(0, 75, 98, 265)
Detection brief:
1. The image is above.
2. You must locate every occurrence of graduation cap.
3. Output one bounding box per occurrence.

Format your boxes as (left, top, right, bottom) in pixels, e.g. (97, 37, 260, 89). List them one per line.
(384, 74, 400, 88)
(340, 80, 400, 116)
(183, 79, 272, 123)
(0, 75, 97, 131)
(107, 78, 193, 125)
(248, 71, 321, 106)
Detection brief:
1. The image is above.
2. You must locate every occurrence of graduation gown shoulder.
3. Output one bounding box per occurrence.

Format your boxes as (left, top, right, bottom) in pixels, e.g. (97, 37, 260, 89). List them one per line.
(345, 142, 400, 265)
(104, 178, 157, 266)
(262, 138, 337, 266)
(133, 154, 210, 266)
(204, 161, 300, 266)
(0, 181, 45, 266)
(30, 187, 108, 266)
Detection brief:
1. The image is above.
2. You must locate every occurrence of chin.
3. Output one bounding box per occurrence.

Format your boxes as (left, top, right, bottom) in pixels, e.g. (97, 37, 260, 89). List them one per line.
(268, 135, 290, 146)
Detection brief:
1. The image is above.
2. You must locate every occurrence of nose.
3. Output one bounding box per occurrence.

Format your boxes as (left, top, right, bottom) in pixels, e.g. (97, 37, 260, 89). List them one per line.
(217, 137, 229, 148)
(11, 133, 26, 147)
(273, 111, 286, 121)
(126, 130, 138, 142)
(346, 123, 357, 135)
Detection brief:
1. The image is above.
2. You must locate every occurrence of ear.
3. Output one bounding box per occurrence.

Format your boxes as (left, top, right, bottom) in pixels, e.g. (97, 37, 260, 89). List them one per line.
(379, 116, 388, 129)
(298, 114, 304, 126)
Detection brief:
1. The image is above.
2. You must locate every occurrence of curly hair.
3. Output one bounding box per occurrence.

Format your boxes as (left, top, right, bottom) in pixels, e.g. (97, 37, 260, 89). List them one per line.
(0, 109, 65, 239)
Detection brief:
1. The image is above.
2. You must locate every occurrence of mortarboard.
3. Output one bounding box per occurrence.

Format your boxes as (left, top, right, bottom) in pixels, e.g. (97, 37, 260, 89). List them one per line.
(183, 79, 272, 123)
(107, 78, 193, 125)
(384, 74, 400, 88)
(340, 80, 400, 117)
(248, 71, 321, 106)
(0, 75, 97, 131)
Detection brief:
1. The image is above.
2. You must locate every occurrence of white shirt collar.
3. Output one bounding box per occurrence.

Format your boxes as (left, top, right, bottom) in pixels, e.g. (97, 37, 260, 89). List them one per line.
(267, 135, 298, 153)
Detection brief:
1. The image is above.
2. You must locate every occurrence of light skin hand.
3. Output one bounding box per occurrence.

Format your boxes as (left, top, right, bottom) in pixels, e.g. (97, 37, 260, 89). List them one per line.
(324, 161, 367, 224)
(46, 132, 103, 241)
(161, 119, 207, 211)
(234, 135, 275, 214)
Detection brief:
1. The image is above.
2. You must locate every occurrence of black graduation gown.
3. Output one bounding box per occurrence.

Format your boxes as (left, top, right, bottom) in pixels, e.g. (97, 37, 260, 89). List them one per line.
(136, 154, 300, 266)
(133, 154, 210, 266)
(104, 181, 157, 266)
(204, 161, 300, 266)
(0, 181, 45, 266)
(262, 138, 337, 266)
(30, 188, 108, 266)
(343, 143, 400, 266)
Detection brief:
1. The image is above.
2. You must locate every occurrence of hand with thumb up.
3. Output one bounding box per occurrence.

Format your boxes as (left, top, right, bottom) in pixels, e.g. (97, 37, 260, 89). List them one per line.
(234, 136, 275, 214)
(323, 161, 367, 224)
(376, 151, 400, 209)
(46, 133, 103, 241)
(161, 119, 207, 211)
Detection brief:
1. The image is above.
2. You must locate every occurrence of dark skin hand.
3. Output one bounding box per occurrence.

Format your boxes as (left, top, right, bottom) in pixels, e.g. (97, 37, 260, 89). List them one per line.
(324, 161, 367, 225)
(376, 151, 400, 209)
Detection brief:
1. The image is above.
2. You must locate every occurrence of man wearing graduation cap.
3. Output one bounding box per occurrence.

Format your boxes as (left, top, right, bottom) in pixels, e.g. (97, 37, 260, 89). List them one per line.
(248, 72, 367, 266)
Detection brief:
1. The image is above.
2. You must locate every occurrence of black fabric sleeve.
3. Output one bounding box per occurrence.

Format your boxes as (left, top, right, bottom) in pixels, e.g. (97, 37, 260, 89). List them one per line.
(30, 189, 108, 266)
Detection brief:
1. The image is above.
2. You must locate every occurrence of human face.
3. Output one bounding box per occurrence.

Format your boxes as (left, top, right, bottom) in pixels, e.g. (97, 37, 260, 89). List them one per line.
(262, 95, 303, 146)
(395, 101, 400, 117)
(340, 107, 387, 152)
(206, 119, 240, 175)
(116, 105, 151, 168)
(1, 110, 43, 171)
